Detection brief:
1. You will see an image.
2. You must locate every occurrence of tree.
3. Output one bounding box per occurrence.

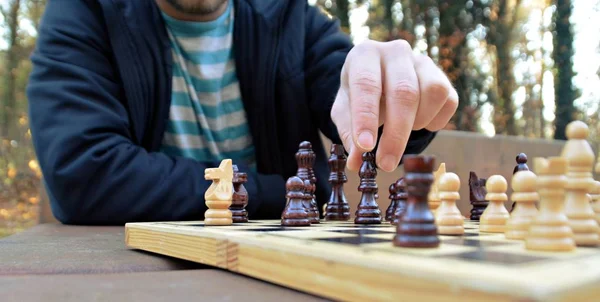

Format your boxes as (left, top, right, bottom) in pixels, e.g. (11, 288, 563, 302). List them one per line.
(552, 0, 576, 140)
(336, 0, 350, 33)
(0, 0, 22, 138)
(479, 0, 522, 136)
(438, 2, 477, 131)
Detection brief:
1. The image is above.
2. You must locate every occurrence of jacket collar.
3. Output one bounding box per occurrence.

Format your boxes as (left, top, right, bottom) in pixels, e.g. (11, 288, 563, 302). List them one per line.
(236, 0, 288, 27)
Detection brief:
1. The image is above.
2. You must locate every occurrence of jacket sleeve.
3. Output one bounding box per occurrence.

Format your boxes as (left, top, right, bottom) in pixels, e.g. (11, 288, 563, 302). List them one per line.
(303, 4, 436, 157)
(27, 0, 278, 225)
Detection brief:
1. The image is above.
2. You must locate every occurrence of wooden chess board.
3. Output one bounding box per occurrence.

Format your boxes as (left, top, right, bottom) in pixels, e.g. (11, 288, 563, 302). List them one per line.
(125, 219, 600, 301)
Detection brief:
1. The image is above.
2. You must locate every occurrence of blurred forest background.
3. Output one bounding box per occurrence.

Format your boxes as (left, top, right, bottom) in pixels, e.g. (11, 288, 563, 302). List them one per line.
(0, 0, 599, 237)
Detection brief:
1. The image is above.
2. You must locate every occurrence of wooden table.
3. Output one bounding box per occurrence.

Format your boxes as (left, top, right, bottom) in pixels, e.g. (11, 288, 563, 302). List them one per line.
(0, 224, 326, 301)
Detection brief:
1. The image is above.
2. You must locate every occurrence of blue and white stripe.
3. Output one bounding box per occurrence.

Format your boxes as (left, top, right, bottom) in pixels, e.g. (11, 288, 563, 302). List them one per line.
(159, 2, 255, 166)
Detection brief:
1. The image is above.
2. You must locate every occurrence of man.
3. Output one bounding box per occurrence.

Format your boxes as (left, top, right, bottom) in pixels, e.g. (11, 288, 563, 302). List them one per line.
(27, 0, 457, 225)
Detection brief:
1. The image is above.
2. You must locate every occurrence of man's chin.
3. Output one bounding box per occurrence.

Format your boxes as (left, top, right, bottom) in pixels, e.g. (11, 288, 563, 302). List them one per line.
(164, 0, 227, 15)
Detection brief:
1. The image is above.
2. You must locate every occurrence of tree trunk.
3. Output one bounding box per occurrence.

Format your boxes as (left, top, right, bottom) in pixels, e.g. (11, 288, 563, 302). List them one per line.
(424, 0, 436, 59)
(383, 0, 395, 40)
(1, 0, 21, 139)
(552, 0, 576, 140)
(438, 2, 477, 131)
(486, 0, 520, 136)
(494, 38, 517, 135)
(399, 0, 416, 46)
(335, 0, 350, 34)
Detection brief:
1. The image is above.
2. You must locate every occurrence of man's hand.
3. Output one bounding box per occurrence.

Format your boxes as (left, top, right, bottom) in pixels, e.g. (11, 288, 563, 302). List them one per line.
(331, 39, 458, 172)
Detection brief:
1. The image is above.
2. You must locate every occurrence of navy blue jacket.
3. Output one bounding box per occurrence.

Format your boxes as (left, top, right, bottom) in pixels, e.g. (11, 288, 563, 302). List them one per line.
(27, 0, 436, 225)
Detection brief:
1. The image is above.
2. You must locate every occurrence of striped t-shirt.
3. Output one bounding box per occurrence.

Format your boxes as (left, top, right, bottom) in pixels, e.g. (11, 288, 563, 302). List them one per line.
(159, 2, 255, 167)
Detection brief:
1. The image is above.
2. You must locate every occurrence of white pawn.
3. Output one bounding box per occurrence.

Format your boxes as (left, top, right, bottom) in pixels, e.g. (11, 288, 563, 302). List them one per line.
(589, 180, 600, 234)
(435, 172, 464, 235)
(428, 163, 446, 212)
(525, 157, 576, 252)
(505, 171, 539, 240)
(560, 121, 599, 246)
(480, 175, 509, 233)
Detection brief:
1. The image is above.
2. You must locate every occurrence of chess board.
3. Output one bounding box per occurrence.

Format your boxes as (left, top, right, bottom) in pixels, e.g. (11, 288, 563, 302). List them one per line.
(125, 219, 600, 301)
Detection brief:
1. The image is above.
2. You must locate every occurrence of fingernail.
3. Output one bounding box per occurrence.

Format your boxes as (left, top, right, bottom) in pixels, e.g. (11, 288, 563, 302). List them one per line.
(357, 132, 374, 150)
(381, 155, 397, 172)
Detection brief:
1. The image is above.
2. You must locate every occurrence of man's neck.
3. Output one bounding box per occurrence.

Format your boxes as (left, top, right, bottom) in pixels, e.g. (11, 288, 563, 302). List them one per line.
(155, 0, 228, 22)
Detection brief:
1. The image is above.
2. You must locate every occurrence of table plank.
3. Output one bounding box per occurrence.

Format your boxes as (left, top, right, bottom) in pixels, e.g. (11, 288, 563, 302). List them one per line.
(0, 223, 205, 275)
(0, 269, 326, 302)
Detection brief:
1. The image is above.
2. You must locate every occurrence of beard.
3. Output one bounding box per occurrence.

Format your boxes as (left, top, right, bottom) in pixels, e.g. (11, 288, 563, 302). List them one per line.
(164, 0, 228, 15)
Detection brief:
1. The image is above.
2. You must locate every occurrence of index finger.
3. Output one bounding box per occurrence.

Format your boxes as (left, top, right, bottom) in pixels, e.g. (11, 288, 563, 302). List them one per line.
(345, 41, 383, 152)
(377, 41, 420, 172)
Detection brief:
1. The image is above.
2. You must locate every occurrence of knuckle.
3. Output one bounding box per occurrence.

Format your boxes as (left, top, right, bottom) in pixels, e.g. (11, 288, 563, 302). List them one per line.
(389, 81, 419, 105)
(427, 115, 452, 131)
(413, 53, 433, 65)
(353, 72, 382, 96)
(350, 40, 376, 56)
(330, 109, 338, 125)
(355, 106, 380, 125)
(413, 120, 427, 130)
(447, 95, 459, 111)
(340, 128, 352, 145)
(355, 99, 379, 117)
(331, 100, 341, 117)
(389, 39, 412, 53)
(387, 130, 409, 145)
(426, 82, 450, 103)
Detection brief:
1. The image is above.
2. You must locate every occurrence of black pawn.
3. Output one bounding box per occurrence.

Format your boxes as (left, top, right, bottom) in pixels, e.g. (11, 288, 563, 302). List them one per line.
(281, 176, 310, 226)
(355, 152, 382, 224)
(302, 179, 319, 223)
(513, 153, 529, 174)
(230, 165, 249, 223)
(385, 183, 397, 222)
(295, 141, 319, 223)
(511, 153, 529, 212)
(325, 144, 350, 221)
(391, 177, 407, 226)
(393, 155, 439, 248)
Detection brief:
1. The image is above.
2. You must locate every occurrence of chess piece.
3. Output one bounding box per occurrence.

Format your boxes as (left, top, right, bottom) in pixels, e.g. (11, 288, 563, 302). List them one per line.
(394, 155, 439, 248)
(307, 149, 321, 224)
(525, 157, 576, 252)
(514, 153, 529, 174)
(230, 165, 249, 223)
(355, 152, 382, 224)
(428, 163, 446, 212)
(391, 177, 407, 226)
(560, 121, 599, 246)
(589, 181, 600, 234)
(325, 144, 350, 221)
(204, 159, 234, 226)
(596, 150, 600, 175)
(505, 171, 539, 240)
(469, 171, 488, 221)
(435, 172, 464, 235)
(480, 175, 509, 233)
(281, 176, 311, 226)
(295, 141, 320, 224)
(303, 179, 317, 221)
(510, 153, 530, 212)
(385, 183, 398, 222)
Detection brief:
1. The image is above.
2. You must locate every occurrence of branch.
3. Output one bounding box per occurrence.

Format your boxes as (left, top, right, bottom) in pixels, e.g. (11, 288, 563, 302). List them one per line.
(0, 5, 7, 23)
